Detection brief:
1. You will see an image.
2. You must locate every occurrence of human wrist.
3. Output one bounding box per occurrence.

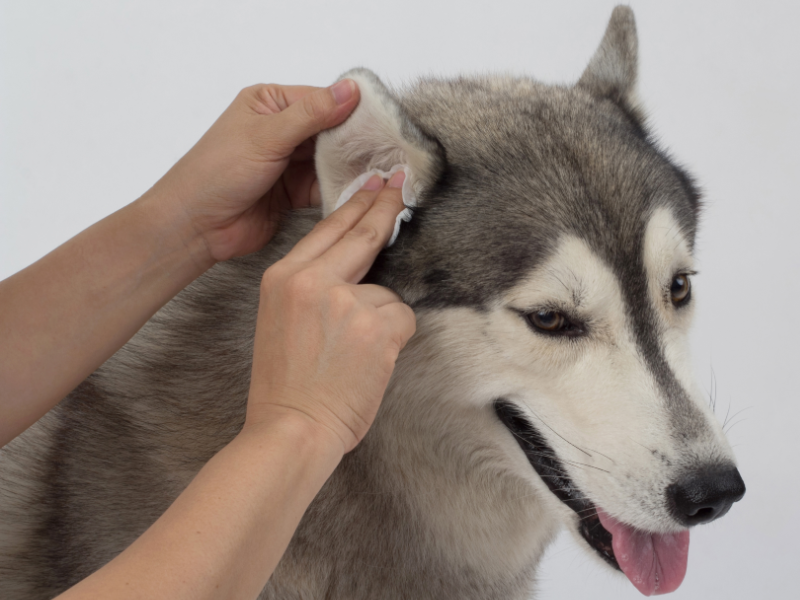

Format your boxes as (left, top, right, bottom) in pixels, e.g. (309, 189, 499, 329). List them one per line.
(239, 406, 346, 468)
(135, 184, 218, 274)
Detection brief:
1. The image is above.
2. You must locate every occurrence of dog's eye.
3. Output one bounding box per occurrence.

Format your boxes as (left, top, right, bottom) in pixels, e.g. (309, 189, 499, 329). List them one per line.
(670, 274, 691, 306)
(526, 310, 580, 336)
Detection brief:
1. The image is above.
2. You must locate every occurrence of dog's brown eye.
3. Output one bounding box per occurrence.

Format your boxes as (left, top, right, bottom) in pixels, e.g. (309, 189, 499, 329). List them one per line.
(670, 274, 691, 306)
(528, 310, 572, 334)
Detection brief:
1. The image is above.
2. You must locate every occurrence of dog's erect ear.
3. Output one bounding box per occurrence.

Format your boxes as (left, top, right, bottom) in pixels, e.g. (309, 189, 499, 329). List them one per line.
(315, 68, 444, 217)
(577, 5, 639, 109)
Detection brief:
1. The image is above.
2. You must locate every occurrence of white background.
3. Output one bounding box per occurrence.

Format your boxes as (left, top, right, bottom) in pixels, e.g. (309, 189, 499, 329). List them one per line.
(1, 1, 797, 598)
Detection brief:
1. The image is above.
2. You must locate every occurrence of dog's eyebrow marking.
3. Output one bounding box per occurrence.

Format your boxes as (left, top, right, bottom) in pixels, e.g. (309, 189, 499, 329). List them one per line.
(546, 268, 571, 294)
(663, 223, 689, 260)
(545, 267, 585, 308)
(644, 209, 693, 279)
(572, 287, 585, 308)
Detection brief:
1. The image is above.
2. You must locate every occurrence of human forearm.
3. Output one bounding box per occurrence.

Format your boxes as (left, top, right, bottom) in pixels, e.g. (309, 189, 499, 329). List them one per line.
(0, 189, 213, 446)
(55, 411, 343, 600)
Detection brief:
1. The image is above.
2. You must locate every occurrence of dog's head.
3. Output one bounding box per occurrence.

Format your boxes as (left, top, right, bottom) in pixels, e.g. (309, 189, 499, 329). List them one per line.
(315, 6, 744, 596)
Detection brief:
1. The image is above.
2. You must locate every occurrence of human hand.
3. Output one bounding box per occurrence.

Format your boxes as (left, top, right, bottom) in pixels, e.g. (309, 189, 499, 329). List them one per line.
(146, 80, 360, 264)
(245, 172, 417, 454)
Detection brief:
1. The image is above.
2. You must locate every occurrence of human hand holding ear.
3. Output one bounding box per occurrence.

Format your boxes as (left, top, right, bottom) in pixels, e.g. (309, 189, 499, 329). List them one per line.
(245, 171, 417, 454)
(144, 80, 360, 264)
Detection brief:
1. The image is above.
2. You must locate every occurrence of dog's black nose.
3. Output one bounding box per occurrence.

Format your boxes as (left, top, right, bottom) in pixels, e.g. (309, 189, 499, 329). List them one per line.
(667, 466, 746, 526)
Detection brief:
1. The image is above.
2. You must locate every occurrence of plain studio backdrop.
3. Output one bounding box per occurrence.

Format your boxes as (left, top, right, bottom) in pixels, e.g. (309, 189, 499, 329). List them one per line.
(1, 0, 797, 598)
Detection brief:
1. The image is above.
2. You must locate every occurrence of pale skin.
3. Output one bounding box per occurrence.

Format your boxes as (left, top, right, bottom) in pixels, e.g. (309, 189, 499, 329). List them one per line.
(0, 79, 416, 598)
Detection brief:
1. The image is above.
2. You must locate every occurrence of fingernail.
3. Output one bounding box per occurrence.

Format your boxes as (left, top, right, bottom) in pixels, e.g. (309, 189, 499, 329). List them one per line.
(387, 171, 406, 188)
(330, 79, 356, 105)
(361, 174, 383, 191)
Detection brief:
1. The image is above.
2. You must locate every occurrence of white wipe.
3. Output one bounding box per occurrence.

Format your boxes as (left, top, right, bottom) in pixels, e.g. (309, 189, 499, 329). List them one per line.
(333, 164, 417, 247)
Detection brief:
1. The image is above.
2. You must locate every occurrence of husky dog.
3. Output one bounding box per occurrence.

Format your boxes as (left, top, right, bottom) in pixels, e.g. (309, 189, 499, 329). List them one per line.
(0, 6, 745, 599)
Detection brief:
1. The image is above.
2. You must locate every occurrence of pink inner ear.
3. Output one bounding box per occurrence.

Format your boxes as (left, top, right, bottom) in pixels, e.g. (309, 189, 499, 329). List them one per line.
(315, 69, 442, 221)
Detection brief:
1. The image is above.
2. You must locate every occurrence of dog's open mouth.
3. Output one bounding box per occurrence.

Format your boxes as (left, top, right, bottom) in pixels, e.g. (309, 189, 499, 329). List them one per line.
(493, 400, 690, 596)
(493, 401, 619, 567)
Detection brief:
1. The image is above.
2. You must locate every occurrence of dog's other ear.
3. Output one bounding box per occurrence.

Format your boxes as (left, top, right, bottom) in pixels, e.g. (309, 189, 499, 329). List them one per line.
(577, 5, 639, 110)
(315, 68, 444, 217)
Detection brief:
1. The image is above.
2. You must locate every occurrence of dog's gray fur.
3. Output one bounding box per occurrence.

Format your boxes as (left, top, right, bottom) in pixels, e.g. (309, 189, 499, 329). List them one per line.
(0, 7, 742, 598)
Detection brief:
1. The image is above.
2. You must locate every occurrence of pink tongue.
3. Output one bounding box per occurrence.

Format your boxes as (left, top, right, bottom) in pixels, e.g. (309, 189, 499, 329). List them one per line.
(597, 509, 690, 596)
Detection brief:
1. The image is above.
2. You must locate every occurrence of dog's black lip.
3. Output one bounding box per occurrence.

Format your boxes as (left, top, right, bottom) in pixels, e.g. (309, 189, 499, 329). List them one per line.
(493, 399, 620, 570)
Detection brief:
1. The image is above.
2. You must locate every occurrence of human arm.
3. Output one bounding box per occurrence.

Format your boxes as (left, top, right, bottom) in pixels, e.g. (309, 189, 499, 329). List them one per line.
(0, 80, 359, 447)
(54, 415, 341, 600)
(55, 172, 415, 599)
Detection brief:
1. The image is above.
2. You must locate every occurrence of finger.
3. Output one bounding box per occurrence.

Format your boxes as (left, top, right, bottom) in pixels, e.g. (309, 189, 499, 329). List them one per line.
(309, 179, 321, 207)
(270, 85, 323, 110)
(317, 171, 406, 282)
(377, 302, 417, 350)
(279, 161, 318, 210)
(287, 174, 386, 261)
(261, 80, 360, 157)
(244, 84, 321, 115)
(351, 284, 403, 308)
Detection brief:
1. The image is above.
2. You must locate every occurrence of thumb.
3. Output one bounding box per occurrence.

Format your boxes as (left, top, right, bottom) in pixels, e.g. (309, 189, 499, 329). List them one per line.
(265, 80, 359, 157)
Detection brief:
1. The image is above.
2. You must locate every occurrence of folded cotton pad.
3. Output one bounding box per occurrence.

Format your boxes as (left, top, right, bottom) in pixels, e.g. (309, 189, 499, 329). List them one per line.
(333, 165, 417, 247)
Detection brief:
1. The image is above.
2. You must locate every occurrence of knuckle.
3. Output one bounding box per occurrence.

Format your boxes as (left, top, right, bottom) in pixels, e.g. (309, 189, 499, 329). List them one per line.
(327, 286, 356, 314)
(255, 82, 278, 97)
(402, 306, 417, 333)
(383, 345, 401, 368)
(246, 83, 277, 103)
(260, 264, 285, 291)
(237, 84, 285, 120)
(237, 84, 264, 105)
(387, 306, 416, 348)
(283, 269, 318, 299)
(350, 311, 380, 341)
(346, 224, 382, 246)
(316, 213, 351, 237)
(235, 86, 254, 102)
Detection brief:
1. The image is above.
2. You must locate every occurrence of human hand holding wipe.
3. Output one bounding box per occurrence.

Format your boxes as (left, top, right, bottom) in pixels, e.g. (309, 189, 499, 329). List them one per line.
(247, 169, 416, 453)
